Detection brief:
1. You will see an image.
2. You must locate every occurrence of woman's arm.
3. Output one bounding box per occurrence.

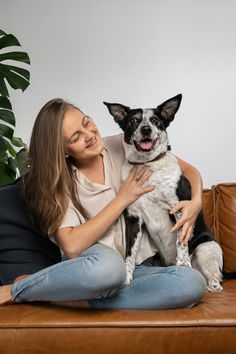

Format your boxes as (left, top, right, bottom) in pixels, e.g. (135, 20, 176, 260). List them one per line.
(169, 156, 203, 243)
(56, 166, 155, 258)
(177, 156, 203, 204)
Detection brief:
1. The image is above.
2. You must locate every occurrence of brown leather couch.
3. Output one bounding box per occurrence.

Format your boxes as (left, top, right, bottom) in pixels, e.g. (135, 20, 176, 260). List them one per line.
(0, 183, 236, 354)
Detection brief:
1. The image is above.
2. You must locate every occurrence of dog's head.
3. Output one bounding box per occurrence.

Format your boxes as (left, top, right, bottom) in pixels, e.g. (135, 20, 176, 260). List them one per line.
(104, 94, 182, 163)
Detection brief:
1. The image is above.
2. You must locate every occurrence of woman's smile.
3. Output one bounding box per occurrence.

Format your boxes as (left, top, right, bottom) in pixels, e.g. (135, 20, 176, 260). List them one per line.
(86, 137, 97, 148)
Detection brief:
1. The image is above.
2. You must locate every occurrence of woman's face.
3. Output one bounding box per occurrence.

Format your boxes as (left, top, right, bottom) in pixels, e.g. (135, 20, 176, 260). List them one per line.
(62, 108, 104, 165)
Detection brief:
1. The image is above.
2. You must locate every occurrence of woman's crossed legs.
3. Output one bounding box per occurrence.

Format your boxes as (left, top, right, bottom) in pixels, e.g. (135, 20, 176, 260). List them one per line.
(3, 244, 206, 309)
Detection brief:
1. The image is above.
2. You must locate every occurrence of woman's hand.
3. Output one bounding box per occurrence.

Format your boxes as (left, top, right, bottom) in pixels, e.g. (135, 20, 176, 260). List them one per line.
(56, 165, 155, 258)
(117, 165, 155, 208)
(169, 198, 202, 244)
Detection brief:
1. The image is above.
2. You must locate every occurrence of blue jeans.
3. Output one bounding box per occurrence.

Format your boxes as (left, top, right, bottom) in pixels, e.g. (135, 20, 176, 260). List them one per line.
(12, 244, 206, 309)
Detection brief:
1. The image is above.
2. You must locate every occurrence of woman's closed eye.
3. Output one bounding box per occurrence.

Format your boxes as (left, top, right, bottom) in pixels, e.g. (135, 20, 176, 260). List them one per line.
(70, 132, 80, 144)
(69, 117, 92, 144)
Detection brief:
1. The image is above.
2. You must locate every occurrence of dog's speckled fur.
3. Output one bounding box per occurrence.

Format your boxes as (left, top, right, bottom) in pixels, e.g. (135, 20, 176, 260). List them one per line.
(104, 95, 223, 291)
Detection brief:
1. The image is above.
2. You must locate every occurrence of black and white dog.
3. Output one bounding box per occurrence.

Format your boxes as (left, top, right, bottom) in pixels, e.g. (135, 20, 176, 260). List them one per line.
(104, 94, 223, 292)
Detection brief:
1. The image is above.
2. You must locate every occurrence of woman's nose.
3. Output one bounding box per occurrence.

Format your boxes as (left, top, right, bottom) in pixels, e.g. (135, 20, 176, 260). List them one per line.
(84, 129, 94, 140)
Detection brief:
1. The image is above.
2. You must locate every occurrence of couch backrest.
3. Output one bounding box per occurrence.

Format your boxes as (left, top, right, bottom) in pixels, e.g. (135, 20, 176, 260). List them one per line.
(202, 183, 236, 274)
(0, 180, 61, 285)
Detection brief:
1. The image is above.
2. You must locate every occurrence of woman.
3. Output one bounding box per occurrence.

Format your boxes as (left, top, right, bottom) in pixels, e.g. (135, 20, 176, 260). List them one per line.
(0, 98, 206, 309)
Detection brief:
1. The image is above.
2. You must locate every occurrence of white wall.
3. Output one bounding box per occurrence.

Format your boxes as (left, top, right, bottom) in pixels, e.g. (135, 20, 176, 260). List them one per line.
(1, 0, 235, 187)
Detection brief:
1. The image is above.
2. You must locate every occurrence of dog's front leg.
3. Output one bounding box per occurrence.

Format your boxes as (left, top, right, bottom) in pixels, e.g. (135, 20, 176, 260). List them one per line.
(124, 211, 143, 285)
(174, 211, 192, 267)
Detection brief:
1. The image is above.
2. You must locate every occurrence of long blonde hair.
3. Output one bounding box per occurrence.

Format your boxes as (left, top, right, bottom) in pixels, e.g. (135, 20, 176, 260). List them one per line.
(23, 98, 87, 235)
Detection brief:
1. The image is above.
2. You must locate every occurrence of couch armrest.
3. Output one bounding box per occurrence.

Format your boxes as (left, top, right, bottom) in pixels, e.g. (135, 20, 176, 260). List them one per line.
(213, 183, 236, 273)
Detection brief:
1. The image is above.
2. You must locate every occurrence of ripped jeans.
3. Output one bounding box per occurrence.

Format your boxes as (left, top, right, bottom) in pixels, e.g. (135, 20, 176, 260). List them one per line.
(11, 243, 206, 309)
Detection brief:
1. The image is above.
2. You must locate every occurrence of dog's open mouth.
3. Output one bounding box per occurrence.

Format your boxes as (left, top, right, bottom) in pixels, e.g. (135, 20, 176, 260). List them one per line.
(134, 138, 157, 152)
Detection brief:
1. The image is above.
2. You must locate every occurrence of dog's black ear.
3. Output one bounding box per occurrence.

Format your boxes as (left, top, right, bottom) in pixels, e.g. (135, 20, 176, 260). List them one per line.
(103, 102, 130, 128)
(156, 94, 182, 128)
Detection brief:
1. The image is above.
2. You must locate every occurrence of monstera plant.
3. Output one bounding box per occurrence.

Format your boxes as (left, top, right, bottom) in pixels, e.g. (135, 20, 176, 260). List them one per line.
(0, 29, 30, 185)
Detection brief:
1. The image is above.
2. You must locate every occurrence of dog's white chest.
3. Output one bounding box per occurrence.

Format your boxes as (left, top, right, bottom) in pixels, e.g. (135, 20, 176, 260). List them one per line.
(122, 152, 181, 211)
(122, 153, 182, 265)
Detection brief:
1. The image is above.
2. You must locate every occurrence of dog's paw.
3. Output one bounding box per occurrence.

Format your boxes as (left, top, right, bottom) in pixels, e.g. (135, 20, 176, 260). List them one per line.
(207, 280, 223, 292)
(125, 273, 133, 285)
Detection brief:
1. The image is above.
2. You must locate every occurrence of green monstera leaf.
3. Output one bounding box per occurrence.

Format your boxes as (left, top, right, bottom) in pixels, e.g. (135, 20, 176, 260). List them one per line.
(0, 29, 30, 96)
(0, 30, 30, 185)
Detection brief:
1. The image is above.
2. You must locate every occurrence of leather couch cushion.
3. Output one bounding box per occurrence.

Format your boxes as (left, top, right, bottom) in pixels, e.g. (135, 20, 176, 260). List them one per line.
(214, 183, 236, 273)
(0, 279, 236, 354)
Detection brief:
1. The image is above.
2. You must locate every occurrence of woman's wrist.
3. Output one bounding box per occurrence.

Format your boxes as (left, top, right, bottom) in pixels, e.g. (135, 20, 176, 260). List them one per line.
(191, 195, 202, 211)
(114, 193, 130, 211)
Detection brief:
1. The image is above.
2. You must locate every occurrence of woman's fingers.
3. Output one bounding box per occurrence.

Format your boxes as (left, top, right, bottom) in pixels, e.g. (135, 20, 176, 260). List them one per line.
(136, 168, 153, 186)
(127, 165, 138, 181)
(171, 219, 194, 244)
(178, 223, 194, 243)
(170, 201, 184, 215)
(128, 165, 151, 181)
(140, 185, 156, 194)
(132, 166, 155, 195)
(170, 218, 184, 233)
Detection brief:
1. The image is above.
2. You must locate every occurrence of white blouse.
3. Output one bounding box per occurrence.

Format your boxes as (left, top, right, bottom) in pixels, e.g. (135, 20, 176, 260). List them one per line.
(58, 133, 158, 264)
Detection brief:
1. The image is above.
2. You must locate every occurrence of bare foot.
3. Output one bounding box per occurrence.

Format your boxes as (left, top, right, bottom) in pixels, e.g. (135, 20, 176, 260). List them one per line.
(0, 284, 13, 305)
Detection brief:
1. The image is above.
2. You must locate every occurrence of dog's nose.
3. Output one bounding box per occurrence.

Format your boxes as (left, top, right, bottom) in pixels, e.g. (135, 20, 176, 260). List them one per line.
(141, 125, 152, 136)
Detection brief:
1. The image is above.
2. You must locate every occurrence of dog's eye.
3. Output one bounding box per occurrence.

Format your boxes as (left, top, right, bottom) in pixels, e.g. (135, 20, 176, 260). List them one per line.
(130, 118, 139, 124)
(151, 116, 161, 126)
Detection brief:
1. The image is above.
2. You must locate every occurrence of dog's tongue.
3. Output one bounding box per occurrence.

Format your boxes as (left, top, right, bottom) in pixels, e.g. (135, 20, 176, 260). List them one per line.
(139, 140, 153, 150)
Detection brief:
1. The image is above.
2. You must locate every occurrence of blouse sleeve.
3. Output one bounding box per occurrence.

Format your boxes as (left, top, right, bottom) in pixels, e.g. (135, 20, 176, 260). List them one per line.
(58, 200, 85, 229)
